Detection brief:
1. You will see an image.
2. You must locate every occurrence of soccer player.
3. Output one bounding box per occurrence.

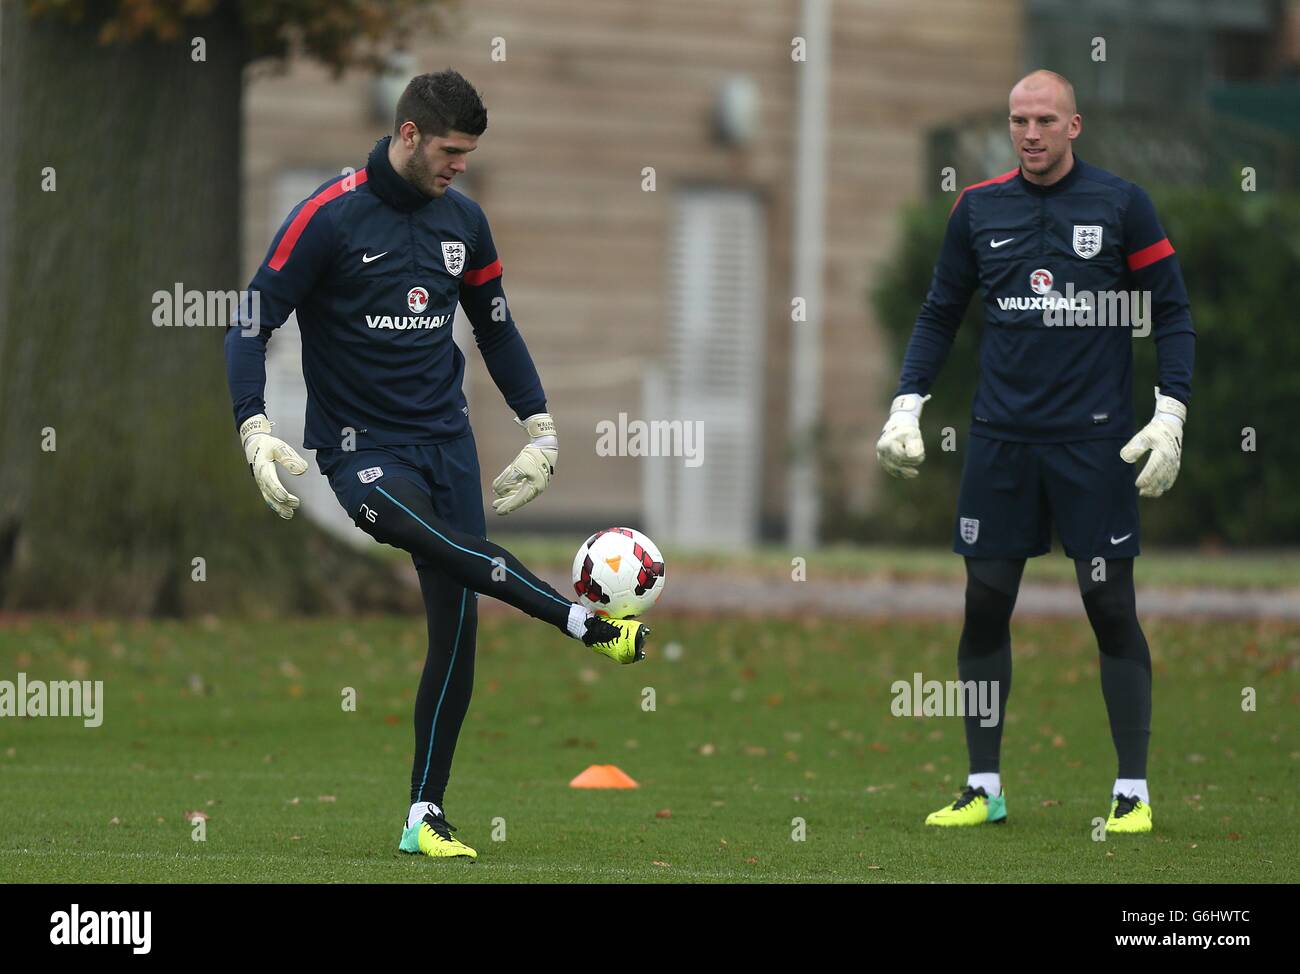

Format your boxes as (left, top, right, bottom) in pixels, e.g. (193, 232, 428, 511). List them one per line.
(225, 70, 649, 861)
(876, 70, 1194, 834)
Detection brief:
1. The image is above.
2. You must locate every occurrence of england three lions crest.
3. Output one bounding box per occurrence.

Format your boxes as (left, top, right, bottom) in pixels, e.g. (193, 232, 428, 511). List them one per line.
(1072, 225, 1103, 259)
(441, 241, 466, 276)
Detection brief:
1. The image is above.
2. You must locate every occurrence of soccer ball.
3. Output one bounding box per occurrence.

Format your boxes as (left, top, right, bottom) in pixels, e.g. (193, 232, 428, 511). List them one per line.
(572, 527, 666, 619)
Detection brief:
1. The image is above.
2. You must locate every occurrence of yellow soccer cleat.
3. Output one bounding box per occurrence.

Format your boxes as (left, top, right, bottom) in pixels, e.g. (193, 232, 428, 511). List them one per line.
(582, 616, 649, 664)
(925, 785, 1007, 827)
(1105, 794, 1153, 834)
(399, 811, 477, 860)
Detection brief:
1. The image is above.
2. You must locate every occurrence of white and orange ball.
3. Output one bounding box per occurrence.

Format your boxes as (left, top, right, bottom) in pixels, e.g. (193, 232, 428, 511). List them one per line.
(572, 527, 666, 619)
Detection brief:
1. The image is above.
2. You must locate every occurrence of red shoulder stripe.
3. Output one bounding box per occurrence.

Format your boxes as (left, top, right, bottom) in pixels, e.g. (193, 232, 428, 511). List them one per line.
(951, 167, 1019, 214)
(463, 259, 502, 286)
(268, 169, 368, 271)
(1127, 238, 1174, 272)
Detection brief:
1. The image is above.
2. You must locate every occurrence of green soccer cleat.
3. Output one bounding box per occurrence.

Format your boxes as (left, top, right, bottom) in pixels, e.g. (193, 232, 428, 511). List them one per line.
(925, 785, 1008, 827)
(582, 616, 649, 664)
(1105, 794, 1153, 834)
(399, 811, 477, 860)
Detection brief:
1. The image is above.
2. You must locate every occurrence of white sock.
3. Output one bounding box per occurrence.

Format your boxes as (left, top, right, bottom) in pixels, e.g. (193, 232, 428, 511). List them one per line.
(407, 801, 441, 828)
(1113, 778, 1149, 804)
(967, 772, 1001, 797)
(566, 603, 591, 639)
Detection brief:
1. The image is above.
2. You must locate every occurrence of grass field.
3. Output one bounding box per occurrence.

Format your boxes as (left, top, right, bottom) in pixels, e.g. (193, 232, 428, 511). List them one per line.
(0, 614, 1295, 883)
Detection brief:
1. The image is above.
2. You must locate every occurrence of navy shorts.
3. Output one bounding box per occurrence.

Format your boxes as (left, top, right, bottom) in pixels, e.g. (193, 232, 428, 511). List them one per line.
(953, 435, 1139, 561)
(316, 433, 487, 564)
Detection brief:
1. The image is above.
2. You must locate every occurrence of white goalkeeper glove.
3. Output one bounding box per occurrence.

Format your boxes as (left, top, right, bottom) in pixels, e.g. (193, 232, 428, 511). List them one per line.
(876, 393, 931, 479)
(1121, 388, 1186, 498)
(239, 413, 309, 519)
(492, 412, 557, 516)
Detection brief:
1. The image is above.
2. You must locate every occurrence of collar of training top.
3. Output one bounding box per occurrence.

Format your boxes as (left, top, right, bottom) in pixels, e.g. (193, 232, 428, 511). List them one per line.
(1016, 152, 1085, 196)
(366, 135, 436, 212)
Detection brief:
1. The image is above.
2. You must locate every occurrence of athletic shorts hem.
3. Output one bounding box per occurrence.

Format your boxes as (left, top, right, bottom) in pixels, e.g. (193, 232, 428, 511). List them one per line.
(953, 543, 1052, 560)
(1061, 543, 1142, 561)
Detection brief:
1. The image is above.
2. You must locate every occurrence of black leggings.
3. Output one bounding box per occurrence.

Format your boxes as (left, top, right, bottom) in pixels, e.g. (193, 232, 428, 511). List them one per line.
(408, 562, 477, 807)
(1076, 558, 1152, 780)
(356, 478, 576, 807)
(359, 478, 573, 632)
(959, 557, 1151, 779)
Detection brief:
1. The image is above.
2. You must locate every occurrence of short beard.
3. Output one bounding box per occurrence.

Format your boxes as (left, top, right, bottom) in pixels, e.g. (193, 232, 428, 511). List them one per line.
(398, 148, 441, 198)
(1028, 151, 1058, 171)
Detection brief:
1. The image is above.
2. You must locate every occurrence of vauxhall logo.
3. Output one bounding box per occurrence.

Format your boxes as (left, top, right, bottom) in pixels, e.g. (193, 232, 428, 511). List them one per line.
(996, 267, 1089, 312)
(366, 314, 452, 330)
(365, 285, 451, 329)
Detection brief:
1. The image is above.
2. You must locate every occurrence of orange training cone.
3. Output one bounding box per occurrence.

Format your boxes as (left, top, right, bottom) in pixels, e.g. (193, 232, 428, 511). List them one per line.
(569, 764, 639, 789)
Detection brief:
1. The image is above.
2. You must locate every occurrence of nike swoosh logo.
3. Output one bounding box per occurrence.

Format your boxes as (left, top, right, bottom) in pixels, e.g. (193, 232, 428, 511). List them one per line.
(990, 237, 1015, 248)
(362, 251, 388, 263)
(1110, 533, 1133, 545)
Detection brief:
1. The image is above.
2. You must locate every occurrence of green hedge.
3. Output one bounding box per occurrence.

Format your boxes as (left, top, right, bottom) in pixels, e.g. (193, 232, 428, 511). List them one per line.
(854, 190, 1300, 547)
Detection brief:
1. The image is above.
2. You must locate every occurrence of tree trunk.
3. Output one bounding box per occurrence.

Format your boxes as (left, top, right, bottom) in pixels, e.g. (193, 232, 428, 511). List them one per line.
(0, 4, 414, 615)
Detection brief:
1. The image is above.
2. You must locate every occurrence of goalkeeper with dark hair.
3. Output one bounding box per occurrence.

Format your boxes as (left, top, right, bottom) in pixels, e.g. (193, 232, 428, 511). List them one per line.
(225, 70, 648, 861)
